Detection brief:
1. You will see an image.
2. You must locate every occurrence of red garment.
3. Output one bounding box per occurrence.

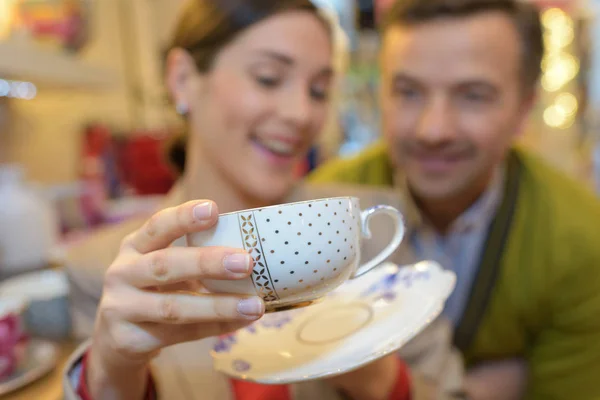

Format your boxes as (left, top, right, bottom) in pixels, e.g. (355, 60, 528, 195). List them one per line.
(76, 351, 156, 400)
(231, 380, 291, 400)
(77, 350, 410, 400)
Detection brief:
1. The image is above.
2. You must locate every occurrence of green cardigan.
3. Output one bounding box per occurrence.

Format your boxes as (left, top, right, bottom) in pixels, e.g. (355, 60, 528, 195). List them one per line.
(308, 142, 600, 400)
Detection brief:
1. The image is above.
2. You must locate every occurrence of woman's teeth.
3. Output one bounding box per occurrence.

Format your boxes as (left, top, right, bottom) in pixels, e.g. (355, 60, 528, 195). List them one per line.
(254, 137, 296, 156)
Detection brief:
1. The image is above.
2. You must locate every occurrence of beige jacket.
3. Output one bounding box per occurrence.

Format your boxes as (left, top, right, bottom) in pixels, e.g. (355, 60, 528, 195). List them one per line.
(62, 183, 464, 400)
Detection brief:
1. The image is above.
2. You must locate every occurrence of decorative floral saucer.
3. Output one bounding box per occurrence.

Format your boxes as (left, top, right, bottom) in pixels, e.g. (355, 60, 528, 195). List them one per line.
(0, 339, 59, 396)
(211, 261, 456, 384)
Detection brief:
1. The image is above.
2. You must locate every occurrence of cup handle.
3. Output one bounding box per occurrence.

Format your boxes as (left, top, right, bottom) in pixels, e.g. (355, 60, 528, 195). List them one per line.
(351, 205, 405, 279)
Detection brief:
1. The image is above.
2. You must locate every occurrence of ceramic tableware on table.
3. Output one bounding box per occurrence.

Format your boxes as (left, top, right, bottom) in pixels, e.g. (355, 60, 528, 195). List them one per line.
(0, 297, 27, 381)
(187, 197, 405, 312)
(0, 164, 59, 280)
(211, 261, 456, 383)
(0, 338, 59, 397)
(0, 270, 72, 341)
(0, 272, 69, 396)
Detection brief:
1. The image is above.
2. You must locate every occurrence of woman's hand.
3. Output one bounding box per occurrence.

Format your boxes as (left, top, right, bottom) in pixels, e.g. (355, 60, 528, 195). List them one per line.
(87, 200, 264, 400)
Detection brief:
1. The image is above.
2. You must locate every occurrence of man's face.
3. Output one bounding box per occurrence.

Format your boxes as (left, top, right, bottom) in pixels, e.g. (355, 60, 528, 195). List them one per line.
(380, 12, 533, 201)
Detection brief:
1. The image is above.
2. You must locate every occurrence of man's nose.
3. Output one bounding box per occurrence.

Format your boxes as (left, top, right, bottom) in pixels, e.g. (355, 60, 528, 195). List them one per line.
(415, 96, 457, 144)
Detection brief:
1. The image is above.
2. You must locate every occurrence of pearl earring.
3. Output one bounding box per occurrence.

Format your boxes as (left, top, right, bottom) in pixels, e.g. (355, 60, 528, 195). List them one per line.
(176, 103, 188, 115)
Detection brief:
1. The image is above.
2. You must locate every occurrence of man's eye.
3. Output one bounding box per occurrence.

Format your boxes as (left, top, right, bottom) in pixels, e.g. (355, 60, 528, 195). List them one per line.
(256, 76, 280, 88)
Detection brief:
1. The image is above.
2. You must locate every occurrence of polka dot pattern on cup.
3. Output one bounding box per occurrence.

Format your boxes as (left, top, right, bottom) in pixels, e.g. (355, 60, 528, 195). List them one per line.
(244, 198, 361, 299)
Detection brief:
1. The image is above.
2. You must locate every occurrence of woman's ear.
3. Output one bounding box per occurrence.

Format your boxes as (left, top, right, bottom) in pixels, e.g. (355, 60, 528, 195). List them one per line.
(166, 48, 198, 114)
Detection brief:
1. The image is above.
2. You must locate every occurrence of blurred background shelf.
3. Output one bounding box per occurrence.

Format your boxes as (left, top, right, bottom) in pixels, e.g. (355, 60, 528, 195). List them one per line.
(0, 36, 119, 89)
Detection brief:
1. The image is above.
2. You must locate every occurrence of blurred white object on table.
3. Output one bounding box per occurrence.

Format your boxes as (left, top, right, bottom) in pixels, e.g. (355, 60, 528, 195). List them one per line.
(0, 164, 59, 278)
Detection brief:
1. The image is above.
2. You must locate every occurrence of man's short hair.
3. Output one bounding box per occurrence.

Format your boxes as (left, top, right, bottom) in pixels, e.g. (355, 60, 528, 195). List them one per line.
(381, 0, 544, 93)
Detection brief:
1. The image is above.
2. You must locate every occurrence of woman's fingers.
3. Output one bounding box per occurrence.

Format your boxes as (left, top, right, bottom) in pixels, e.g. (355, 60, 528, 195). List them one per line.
(112, 247, 253, 288)
(104, 290, 265, 324)
(107, 320, 253, 359)
(143, 320, 252, 348)
(121, 200, 218, 254)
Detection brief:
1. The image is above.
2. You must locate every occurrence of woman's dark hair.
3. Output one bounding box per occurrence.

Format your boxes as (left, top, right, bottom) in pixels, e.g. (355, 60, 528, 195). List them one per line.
(166, 0, 328, 174)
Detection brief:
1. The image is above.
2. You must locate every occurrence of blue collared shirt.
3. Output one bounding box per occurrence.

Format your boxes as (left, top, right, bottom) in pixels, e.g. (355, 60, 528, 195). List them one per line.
(394, 168, 505, 326)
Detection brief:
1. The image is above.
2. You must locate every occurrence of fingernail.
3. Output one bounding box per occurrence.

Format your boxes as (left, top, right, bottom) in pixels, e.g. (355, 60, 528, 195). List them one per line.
(224, 254, 251, 273)
(193, 202, 212, 221)
(237, 298, 264, 317)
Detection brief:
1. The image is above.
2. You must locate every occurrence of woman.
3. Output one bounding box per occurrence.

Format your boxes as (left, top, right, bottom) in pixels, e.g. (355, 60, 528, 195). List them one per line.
(62, 1, 427, 399)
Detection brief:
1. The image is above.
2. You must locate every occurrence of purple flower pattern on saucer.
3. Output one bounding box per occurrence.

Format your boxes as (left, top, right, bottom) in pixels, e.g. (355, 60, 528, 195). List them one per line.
(245, 310, 301, 334)
(215, 310, 303, 354)
(361, 269, 431, 299)
(244, 325, 258, 335)
(214, 334, 237, 354)
(379, 291, 397, 302)
(233, 359, 251, 372)
(260, 313, 294, 329)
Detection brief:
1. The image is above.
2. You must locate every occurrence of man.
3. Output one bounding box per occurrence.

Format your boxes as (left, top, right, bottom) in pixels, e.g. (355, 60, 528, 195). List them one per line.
(309, 0, 600, 399)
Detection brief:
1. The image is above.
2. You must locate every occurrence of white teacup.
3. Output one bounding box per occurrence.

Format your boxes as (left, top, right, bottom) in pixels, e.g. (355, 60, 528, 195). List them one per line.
(188, 197, 405, 312)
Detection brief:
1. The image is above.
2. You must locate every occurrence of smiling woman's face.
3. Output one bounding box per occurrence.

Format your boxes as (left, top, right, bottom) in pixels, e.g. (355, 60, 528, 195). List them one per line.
(168, 10, 333, 204)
